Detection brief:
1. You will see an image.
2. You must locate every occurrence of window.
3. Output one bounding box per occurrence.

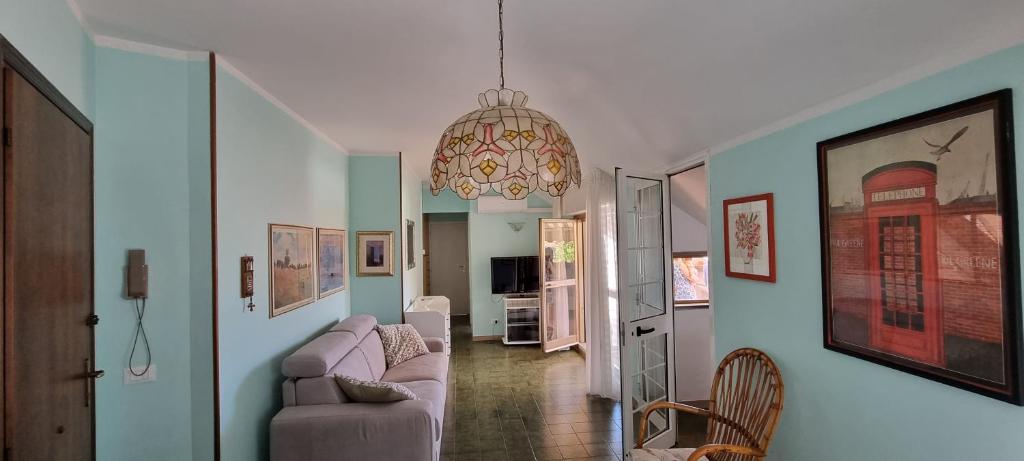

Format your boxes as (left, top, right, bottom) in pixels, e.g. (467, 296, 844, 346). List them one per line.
(672, 252, 709, 306)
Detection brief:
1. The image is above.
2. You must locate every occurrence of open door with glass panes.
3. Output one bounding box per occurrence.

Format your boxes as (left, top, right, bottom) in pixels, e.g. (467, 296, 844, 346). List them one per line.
(615, 168, 677, 452)
(539, 218, 581, 352)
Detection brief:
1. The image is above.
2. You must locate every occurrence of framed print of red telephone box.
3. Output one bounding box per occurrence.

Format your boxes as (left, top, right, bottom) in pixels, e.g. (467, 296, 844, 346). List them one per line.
(817, 89, 1023, 404)
(724, 193, 776, 283)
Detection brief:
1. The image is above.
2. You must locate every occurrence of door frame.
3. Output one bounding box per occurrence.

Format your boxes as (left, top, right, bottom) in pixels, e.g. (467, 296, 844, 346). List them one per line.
(0, 34, 96, 458)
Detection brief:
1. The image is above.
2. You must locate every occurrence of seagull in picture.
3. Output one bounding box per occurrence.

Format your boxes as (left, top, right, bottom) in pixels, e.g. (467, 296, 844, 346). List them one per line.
(923, 126, 968, 161)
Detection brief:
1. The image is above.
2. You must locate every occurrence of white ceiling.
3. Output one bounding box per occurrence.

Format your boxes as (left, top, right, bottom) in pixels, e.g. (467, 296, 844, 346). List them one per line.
(76, 0, 1024, 180)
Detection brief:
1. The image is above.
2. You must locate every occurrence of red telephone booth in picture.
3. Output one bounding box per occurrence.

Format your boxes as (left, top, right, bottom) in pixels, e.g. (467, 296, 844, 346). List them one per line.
(862, 161, 943, 366)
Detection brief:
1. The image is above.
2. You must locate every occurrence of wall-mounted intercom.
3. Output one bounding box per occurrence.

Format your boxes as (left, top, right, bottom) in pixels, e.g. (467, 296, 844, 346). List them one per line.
(125, 248, 153, 379)
(241, 255, 255, 311)
(126, 249, 148, 299)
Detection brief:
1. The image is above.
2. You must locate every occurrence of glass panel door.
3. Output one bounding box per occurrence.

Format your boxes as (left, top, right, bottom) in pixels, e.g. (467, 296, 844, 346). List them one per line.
(616, 169, 676, 452)
(540, 219, 581, 352)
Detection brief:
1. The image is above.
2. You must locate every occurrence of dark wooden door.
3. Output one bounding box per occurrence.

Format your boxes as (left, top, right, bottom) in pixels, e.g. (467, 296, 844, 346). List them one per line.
(427, 218, 469, 315)
(3, 67, 95, 460)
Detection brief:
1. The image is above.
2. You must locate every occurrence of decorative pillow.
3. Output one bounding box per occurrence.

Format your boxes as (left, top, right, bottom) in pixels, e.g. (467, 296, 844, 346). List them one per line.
(333, 374, 418, 402)
(377, 324, 430, 368)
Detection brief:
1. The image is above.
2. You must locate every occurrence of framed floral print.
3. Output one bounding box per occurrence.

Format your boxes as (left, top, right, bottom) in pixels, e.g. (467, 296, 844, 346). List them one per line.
(317, 228, 347, 298)
(357, 231, 394, 276)
(817, 89, 1022, 404)
(723, 193, 776, 282)
(269, 224, 316, 317)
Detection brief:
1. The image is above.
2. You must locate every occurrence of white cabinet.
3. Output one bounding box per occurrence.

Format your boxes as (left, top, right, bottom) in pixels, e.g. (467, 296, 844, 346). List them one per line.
(405, 296, 451, 355)
(503, 294, 540, 345)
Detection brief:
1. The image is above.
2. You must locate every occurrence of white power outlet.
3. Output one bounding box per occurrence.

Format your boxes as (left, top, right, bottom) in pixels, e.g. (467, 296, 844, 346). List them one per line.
(124, 365, 157, 384)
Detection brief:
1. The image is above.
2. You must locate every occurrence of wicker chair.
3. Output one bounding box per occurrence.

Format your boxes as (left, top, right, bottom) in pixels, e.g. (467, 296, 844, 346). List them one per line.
(630, 348, 784, 461)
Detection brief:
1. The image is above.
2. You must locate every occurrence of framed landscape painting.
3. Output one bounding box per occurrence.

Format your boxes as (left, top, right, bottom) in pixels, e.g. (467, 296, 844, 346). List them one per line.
(723, 193, 776, 282)
(672, 251, 710, 307)
(817, 89, 1022, 404)
(317, 228, 347, 298)
(406, 219, 416, 270)
(357, 231, 394, 276)
(269, 224, 316, 317)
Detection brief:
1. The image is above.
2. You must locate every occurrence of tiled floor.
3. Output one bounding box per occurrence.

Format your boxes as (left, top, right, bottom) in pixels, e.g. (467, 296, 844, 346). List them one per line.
(440, 316, 623, 461)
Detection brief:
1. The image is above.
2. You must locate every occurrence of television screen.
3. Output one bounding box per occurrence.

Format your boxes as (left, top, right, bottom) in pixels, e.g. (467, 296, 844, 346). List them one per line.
(517, 256, 539, 293)
(490, 257, 518, 294)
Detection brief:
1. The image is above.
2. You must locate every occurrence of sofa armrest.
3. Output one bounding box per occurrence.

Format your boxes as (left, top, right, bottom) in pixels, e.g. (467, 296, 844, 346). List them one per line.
(270, 402, 437, 461)
(423, 337, 445, 353)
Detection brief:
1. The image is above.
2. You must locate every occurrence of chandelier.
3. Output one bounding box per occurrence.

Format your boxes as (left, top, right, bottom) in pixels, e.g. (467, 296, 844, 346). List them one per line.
(429, 0, 581, 200)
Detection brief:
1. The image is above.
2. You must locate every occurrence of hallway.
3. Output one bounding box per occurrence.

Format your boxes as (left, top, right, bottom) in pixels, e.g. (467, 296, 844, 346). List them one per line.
(441, 317, 623, 460)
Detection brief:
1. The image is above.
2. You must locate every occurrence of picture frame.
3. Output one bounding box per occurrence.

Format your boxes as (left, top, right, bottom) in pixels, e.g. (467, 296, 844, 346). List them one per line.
(406, 219, 416, 270)
(817, 89, 1022, 404)
(316, 228, 348, 299)
(357, 231, 395, 276)
(723, 193, 776, 282)
(268, 224, 316, 317)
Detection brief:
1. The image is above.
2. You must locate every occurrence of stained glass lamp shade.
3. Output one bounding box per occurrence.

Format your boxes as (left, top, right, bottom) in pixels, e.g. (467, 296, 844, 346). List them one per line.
(430, 88, 582, 200)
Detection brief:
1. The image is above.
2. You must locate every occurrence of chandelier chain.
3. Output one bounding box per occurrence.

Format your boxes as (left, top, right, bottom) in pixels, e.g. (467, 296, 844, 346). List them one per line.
(498, 0, 504, 89)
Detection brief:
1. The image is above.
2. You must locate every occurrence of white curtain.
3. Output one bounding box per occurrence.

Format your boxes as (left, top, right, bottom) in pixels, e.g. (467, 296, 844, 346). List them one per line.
(585, 168, 621, 400)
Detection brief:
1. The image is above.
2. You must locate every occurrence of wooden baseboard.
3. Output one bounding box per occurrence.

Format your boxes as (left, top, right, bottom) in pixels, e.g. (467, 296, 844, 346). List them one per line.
(472, 335, 502, 342)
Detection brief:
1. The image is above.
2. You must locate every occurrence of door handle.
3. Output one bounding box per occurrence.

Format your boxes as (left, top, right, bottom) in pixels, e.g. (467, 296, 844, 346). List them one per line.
(84, 359, 104, 407)
(636, 326, 655, 337)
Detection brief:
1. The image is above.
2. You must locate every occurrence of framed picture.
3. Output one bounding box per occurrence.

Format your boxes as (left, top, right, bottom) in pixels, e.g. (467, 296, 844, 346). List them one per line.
(317, 228, 348, 298)
(406, 219, 416, 270)
(672, 251, 710, 307)
(723, 193, 776, 282)
(268, 224, 316, 317)
(357, 231, 394, 276)
(817, 89, 1021, 404)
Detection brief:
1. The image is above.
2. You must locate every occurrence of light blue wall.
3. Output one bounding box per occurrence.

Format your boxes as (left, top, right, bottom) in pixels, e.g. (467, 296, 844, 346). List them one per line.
(349, 155, 404, 325)
(468, 209, 550, 337)
(401, 161, 424, 309)
(0, 0, 93, 117)
(187, 57, 216, 461)
(93, 46, 194, 460)
(216, 65, 351, 461)
(709, 43, 1024, 461)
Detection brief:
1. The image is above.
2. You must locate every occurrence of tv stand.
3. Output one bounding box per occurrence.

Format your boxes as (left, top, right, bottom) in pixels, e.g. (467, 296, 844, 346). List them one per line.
(503, 293, 541, 345)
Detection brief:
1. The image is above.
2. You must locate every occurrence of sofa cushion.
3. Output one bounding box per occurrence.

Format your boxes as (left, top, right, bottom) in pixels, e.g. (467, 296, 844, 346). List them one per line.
(356, 331, 387, 380)
(423, 337, 445, 353)
(281, 331, 358, 378)
(630, 448, 709, 461)
(381, 352, 449, 384)
(400, 379, 447, 440)
(334, 375, 418, 403)
(330, 314, 377, 340)
(377, 324, 430, 368)
(328, 349, 375, 382)
(294, 376, 349, 405)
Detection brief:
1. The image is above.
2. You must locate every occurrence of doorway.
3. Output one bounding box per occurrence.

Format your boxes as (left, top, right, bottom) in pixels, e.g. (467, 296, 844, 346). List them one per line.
(1, 38, 97, 460)
(425, 213, 470, 318)
(668, 163, 714, 446)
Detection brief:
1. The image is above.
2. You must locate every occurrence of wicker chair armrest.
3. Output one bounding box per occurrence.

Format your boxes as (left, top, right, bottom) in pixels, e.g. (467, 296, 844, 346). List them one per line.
(635, 402, 710, 448)
(635, 401, 759, 449)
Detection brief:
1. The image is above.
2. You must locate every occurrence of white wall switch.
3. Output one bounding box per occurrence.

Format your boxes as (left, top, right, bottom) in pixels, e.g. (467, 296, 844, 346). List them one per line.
(124, 365, 157, 384)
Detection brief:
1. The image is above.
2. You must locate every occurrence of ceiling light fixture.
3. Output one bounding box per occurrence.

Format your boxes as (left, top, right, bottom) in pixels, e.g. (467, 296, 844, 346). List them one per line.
(429, 0, 581, 200)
